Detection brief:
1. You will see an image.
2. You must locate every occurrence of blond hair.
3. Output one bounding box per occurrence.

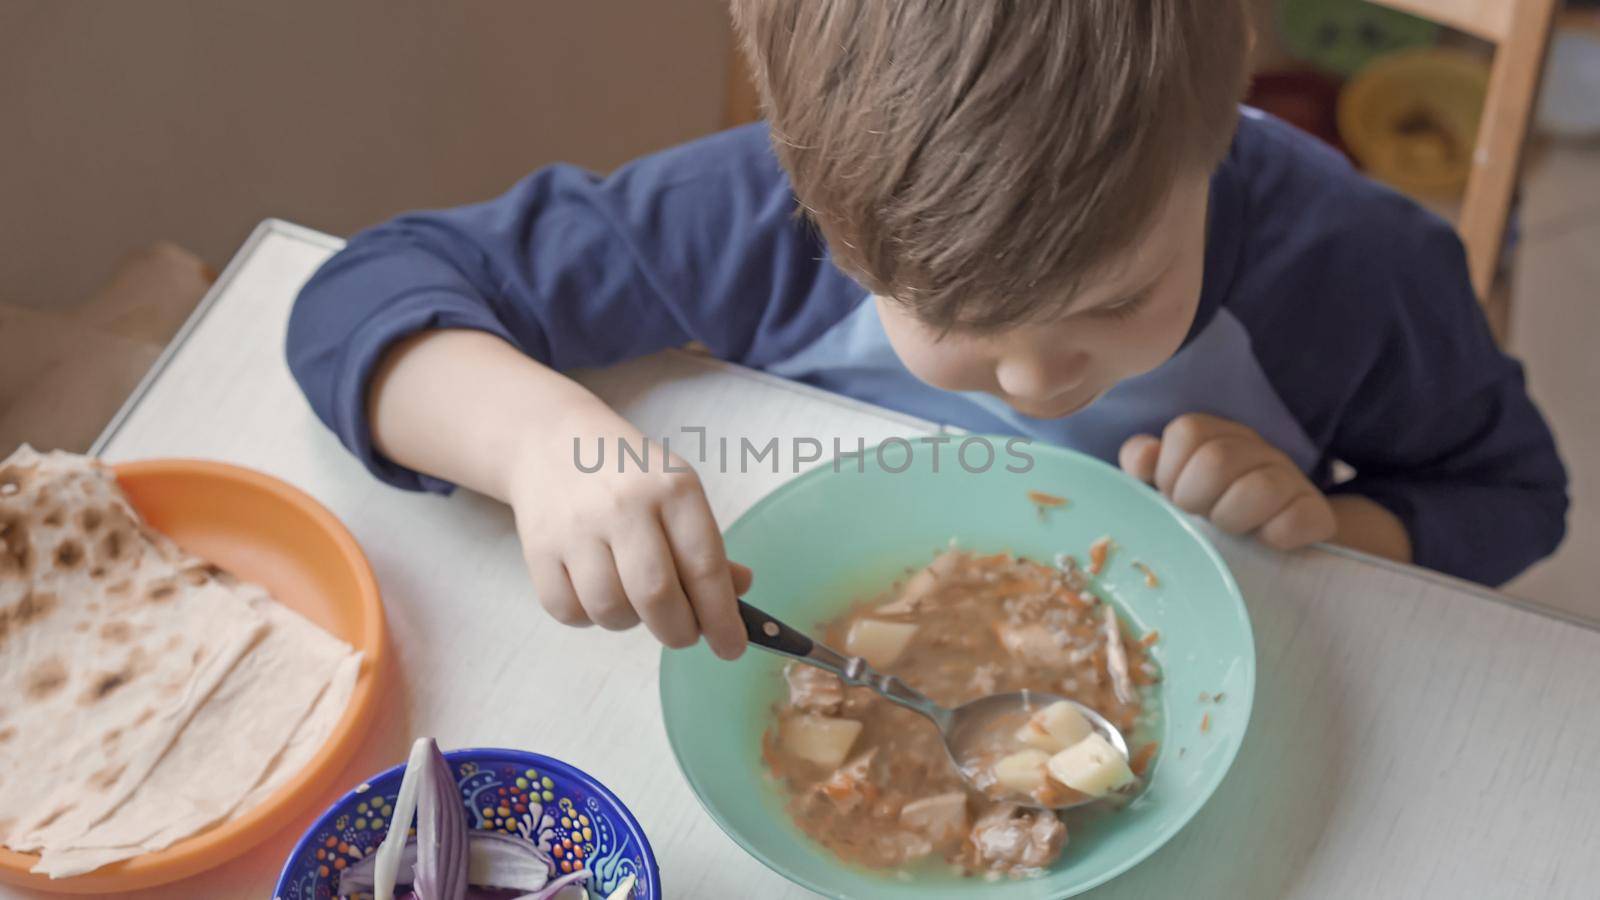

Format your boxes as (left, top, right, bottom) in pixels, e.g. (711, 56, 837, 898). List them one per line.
(731, 0, 1251, 329)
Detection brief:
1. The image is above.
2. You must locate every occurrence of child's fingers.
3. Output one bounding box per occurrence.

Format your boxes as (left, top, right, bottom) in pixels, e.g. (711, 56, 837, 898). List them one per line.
(565, 542, 641, 631)
(1152, 414, 1249, 495)
(612, 520, 700, 649)
(1259, 492, 1337, 549)
(1208, 466, 1306, 534)
(730, 562, 755, 595)
(661, 486, 747, 661)
(527, 552, 591, 628)
(1118, 434, 1160, 483)
(1168, 436, 1277, 515)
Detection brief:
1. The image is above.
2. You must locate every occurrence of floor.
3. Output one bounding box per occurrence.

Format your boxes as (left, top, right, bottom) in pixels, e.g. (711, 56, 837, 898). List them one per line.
(0, 242, 213, 454)
(1502, 138, 1600, 617)
(2, 141, 1597, 618)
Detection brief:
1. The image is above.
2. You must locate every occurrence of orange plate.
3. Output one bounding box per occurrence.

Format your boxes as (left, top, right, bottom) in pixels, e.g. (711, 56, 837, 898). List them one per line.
(0, 459, 386, 893)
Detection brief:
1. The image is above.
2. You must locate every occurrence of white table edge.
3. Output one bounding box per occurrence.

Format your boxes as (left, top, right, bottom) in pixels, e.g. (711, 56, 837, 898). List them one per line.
(92, 218, 342, 459)
(92, 217, 1600, 639)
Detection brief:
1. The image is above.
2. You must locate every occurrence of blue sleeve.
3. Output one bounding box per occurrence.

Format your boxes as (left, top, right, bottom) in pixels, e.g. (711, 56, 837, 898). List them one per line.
(286, 125, 862, 492)
(1319, 218, 1568, 586)
(1222, 114, 1568, 586)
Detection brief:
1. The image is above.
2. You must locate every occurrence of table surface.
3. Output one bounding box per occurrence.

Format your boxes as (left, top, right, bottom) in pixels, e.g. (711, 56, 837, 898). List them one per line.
(13, 219, 1597, 899)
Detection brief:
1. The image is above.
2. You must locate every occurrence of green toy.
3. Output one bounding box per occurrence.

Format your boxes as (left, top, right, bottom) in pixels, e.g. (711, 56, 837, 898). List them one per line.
(1279, 0, 1440, 76)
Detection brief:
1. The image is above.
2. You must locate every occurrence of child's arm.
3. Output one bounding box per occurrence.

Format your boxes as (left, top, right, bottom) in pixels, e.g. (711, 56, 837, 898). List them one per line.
(1325, 494, 1411, 562)
(1315, 222, 1568, 586)
(1119, 414, 1410, 562)
(364, 328, 749, 657)
(285, 126, 858, 653)
(1126, 201, 1565, 586)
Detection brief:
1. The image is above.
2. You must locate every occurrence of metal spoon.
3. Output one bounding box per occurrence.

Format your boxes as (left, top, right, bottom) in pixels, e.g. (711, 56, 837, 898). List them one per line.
(737, 599, 1129, 810)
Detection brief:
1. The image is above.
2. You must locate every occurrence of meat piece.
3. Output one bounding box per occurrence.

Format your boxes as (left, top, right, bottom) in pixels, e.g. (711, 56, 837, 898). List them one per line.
(898, 792, 968, 846)
(1040, 605, 1080, 632)
(1000, 592, 1051, 619)
(969, 662, 1000, 695)
(967, 805, 1067, 873)
(871, 831, 935, 865)
(785, 663, 844, 714)
(876, 549, 964, 615)
(1101, 609, 1136, 707)
(816, 750, 878, 814)
(992, 622, 1073, 667)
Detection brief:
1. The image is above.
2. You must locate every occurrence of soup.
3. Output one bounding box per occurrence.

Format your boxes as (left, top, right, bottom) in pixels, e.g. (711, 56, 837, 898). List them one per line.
(762, 548, 1160, 878)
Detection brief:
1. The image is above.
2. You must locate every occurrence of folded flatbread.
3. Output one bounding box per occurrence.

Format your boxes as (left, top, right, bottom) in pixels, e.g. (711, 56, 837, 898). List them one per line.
(0, 446, 359, 877)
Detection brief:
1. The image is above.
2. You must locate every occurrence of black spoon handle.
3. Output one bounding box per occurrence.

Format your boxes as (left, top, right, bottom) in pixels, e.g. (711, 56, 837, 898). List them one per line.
(737, 599, 814, 658)
(734, 599, 952, 728)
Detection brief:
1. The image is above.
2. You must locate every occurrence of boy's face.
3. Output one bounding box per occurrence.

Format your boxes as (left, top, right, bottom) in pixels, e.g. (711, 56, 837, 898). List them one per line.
(877, 174, 1210, 420)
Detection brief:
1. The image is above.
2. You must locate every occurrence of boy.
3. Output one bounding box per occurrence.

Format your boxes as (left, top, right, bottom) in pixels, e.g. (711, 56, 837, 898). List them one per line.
(287, 1, 1567, 661)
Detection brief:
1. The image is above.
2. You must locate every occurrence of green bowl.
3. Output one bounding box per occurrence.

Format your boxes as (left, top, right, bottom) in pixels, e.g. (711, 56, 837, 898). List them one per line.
(660, 438, 1253, 898)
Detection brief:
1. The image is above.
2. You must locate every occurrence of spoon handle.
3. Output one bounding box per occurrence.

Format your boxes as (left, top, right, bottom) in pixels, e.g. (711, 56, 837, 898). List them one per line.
(737, 599, 814, 658)
(736, 600, 953, 731)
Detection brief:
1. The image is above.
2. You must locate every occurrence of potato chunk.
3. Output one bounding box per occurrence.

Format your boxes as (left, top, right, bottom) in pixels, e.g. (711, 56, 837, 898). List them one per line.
(991, 749, 1052, 796)
(1015, 700, 1094, 753)
(844, 619, 919, 668)
(1047, 733, 1134, 797)
(780, 715, 863, 769)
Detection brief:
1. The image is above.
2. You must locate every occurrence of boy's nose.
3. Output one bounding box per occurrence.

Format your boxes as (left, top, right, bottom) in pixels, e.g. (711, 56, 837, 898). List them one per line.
(994, 351, 1087, 403)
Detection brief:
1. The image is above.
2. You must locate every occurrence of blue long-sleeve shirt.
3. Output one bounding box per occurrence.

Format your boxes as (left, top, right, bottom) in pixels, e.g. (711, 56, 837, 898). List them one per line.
(286, 109, 1568, 586)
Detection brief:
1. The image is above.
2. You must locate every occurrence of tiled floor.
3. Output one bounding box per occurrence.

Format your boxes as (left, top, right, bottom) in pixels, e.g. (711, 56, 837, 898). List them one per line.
(1503, 138, 1600, 620)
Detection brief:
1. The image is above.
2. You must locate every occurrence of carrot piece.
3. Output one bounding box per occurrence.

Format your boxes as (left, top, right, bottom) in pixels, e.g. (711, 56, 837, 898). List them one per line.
(1200, 712, 1211, 734)
(1027, 490, 1068, 508)
(1138, 629, 1160, 648)
(821, 780, 855, 805)
(1129, 742, 1160, 777)
(1088, 536, 1114, 575)
(1132, 560, 1160, 588)
(1064, 589, 1095, 611)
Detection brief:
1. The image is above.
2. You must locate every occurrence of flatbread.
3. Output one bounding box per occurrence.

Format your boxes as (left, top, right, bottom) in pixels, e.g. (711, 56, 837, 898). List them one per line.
(33, 594, 358, 877)
(0, 448, 267, 849)
(238, 649, 361, 812)
(0, 446, 361, 877)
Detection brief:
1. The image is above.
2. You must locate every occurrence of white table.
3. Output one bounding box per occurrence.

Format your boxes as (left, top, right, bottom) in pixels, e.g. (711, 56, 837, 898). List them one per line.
(17, 220, 1599, 899)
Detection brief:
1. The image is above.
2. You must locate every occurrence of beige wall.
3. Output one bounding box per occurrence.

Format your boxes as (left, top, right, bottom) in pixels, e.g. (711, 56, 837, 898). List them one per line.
(0, 0, 731, 310)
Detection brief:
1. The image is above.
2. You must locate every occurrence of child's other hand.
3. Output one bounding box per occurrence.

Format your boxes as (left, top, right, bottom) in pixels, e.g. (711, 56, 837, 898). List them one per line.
(1118, 413, 1335, 550)
(506, 405, 750, 660)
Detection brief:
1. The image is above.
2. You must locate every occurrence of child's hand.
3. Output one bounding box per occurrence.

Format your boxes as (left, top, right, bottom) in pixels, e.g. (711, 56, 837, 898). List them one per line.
(505, 404, 750, 659)
(1118, 413, 1336, 550)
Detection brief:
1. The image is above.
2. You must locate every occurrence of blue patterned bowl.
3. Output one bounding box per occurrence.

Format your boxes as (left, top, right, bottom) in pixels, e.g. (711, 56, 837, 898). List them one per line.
(274, 748, 658, 899)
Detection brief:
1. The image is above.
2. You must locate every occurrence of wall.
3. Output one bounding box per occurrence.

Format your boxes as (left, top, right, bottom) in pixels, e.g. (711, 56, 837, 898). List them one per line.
(0, 0, 731, 310)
